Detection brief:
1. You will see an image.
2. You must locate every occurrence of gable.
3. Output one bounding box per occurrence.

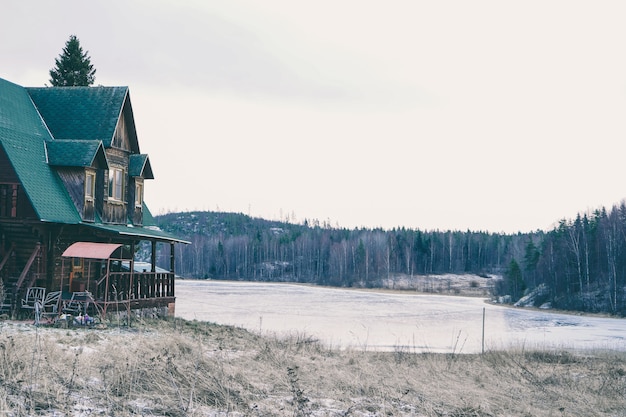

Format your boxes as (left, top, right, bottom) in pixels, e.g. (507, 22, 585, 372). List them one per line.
(129, 154, 154, 179)
(26, 86, 139, 151)
(111, 101, 139, 152)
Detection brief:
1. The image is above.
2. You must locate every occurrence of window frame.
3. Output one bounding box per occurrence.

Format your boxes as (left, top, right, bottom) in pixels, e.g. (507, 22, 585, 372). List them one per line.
(135, 180, 143, 208)
(85, 170, 96, 202)
(108, 167, 126, 202)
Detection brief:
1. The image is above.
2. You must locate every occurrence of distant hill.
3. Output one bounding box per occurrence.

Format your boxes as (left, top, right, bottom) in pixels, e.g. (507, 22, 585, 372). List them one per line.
(156, 211, 306, 238)
(154, 210, 513, 287)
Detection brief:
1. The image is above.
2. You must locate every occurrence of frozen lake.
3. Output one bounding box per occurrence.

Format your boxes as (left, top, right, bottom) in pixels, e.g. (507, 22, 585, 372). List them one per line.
(175, 279, 626, 353)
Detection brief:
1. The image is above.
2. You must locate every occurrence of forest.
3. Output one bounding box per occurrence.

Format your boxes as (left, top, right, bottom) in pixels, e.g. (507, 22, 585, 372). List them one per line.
(152, 202, 626, 316)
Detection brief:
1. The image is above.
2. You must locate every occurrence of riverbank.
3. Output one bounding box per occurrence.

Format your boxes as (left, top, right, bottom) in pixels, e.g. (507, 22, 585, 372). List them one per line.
(1, 318, 624, 416)
(192, 272, 496, 298)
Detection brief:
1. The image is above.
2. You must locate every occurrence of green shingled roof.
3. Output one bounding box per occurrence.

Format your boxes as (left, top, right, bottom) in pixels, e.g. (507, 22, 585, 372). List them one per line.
(47, 139, 109, 168)
(26, 86, 128, 147)
(129, 154, 154, 179)
(0, 78, 81, 223)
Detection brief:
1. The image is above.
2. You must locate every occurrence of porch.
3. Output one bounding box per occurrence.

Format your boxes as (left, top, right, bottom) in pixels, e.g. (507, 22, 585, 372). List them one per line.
(60, 242, 176, 316)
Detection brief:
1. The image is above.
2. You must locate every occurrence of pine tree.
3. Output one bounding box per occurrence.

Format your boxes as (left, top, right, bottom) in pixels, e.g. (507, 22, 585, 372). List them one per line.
(49, 35, 96, 86)
(505, 259, 526, 301)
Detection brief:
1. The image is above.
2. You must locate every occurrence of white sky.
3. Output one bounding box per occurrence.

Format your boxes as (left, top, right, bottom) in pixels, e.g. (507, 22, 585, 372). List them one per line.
(2, 1, 626, 233)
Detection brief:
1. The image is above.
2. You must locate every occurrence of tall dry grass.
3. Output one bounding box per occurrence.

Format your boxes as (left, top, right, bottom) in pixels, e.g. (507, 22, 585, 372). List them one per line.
(0, 317, 624, 416)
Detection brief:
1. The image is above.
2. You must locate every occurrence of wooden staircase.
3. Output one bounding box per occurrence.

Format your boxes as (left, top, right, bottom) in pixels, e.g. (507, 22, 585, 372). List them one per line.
(0, 222, 45, 316)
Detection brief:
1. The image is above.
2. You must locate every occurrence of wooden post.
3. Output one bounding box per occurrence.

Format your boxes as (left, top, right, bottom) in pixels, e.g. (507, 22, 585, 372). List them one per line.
(169, 242, 175, 273)
(103, 258, 111, 315)
(151, 241, 157, 273)
(128, 242, 135, 327)
(482, 307, 485, 355)
(170, 242, 175, 297)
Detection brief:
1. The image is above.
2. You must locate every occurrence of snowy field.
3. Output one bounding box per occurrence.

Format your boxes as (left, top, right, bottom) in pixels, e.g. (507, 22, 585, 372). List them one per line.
(175, 279, 626, 353)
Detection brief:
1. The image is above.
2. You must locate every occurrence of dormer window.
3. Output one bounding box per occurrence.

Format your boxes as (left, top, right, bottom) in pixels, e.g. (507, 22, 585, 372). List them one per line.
(108, 168, 125, 202)
(85, 170, 96, 201)
(135, 180, 143, 208)
(83, 169, 97, 222)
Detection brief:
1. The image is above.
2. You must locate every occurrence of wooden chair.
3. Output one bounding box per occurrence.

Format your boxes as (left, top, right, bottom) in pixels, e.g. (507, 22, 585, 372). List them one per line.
(62, 291, 92, 316)
(41, 291, 61, 320)
(21, 287, 46, 310)
(21, 287, 46, 324)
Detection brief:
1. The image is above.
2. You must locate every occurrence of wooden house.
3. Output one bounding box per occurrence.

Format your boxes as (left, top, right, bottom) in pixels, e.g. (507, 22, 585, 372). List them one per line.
(0, 77, 187, 318)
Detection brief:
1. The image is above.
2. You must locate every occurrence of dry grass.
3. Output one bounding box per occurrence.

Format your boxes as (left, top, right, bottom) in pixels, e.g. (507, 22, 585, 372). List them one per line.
(0, 317, 625, 416)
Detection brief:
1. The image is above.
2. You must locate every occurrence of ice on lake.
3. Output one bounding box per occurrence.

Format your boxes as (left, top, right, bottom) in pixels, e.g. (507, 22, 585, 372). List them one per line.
(175, 279, 626, 353)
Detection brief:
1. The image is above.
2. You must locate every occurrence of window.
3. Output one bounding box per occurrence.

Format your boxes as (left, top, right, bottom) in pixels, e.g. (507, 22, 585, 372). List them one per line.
(108, 168, 125, 201)
(72, 257, 83, 272)
(85, 171, 96, 201)
(0, 184, 19, 218)
(135, 181, 143, 207)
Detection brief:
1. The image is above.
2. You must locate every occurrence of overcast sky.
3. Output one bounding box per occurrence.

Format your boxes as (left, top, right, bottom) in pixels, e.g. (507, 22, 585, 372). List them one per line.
(2, 1, 626, 233)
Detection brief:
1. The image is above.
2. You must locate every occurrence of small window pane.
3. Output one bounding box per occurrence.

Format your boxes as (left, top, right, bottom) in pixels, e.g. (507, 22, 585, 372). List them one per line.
(115, 170, 123, 200)
(108, 170, 114, 198)
(135, 182, 143, 206)
(85, 172, 95, 199)
(108, 168, 125, 201)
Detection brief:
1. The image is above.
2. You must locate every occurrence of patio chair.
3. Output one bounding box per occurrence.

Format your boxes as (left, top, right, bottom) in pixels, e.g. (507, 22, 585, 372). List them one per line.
(21, 287, 46, 310)
(41, 291, 61, 320)
(62, 291, 92, 316)
(21, 287, 46, 325)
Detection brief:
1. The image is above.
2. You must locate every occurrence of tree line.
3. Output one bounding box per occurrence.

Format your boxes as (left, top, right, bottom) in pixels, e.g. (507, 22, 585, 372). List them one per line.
(154, 204, 626, 315)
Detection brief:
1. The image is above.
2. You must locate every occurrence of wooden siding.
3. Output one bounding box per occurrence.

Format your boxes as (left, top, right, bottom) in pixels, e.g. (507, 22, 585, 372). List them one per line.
(104, 148, 129, 224)
(56, 168, 85, 216)
(95, 169, 105, 217)
(0, 147, 37, 219)
(102, 201, 127, 224)
(0, 146, 19, 182)
(0, 221, 48, 311)
(84, 200, 95, 222)
(49, 233, 77, 293)
(105, 149, 129, 170)
(0, 185, 18, 218)
(112, 112, 131, 151)
(132, 206, 143, 226)
(129, 177, 143, 225)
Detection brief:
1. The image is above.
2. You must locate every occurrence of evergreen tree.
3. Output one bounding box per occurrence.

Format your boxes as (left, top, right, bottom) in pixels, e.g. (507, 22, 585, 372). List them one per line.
(523, 239, 540, 287)
(505, 259, 526, 301)
(49, 35, 96, 86)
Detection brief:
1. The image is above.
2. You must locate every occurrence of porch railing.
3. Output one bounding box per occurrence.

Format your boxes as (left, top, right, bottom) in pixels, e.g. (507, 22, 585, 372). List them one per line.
(94, 271, 175, 303)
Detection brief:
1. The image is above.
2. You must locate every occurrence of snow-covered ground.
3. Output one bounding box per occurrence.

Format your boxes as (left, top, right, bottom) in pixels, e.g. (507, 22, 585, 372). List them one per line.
(380, 272, 495, 296)
(175, 279, 626, 353)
